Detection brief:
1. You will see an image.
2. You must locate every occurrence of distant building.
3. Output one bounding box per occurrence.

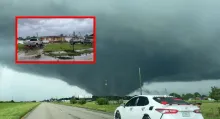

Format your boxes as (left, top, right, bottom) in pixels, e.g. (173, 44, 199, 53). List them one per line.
(39, 36, 65, 42)
(208, 98, 215, 101)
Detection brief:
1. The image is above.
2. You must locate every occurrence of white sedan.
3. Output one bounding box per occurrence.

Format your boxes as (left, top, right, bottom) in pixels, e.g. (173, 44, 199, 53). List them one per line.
(114, 95, 204, 119)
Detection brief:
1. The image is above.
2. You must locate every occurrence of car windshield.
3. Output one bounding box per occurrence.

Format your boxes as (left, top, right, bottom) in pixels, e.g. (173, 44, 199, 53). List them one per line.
(153, 97, 189, 105)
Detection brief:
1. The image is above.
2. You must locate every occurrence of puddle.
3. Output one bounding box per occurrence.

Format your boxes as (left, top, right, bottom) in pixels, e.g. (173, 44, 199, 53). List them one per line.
(18, 48, 93, 61)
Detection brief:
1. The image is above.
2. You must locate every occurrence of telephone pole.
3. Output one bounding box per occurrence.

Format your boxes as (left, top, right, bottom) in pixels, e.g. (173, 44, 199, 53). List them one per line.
(139, 68, 142, 95)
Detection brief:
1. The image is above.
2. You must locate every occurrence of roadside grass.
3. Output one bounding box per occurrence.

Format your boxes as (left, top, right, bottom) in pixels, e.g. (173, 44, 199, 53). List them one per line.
(43, 43, 92, 52)
(201, 103, 220, 119)
(56, 102, 119, 113)
(0, 102, 40, 119)
(187, 100, 220, 118)
(57, 101, 220, 119)
(18, 44, 25, 51)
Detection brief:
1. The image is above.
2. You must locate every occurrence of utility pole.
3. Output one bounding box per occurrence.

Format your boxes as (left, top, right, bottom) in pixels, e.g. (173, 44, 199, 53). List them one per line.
(139, 68, 142, 95)
(105, 80, 108, 98)
(165, 88, 168, 95)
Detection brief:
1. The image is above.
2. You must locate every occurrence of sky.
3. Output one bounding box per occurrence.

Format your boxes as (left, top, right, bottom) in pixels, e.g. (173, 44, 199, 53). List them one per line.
(18, 18, 93, 38)
(0, 66, 92, 101)
(0, 0, 220, 101)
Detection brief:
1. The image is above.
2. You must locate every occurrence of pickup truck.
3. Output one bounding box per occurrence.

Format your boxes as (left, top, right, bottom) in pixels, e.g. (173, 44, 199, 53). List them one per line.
(23, 38, 43, 47)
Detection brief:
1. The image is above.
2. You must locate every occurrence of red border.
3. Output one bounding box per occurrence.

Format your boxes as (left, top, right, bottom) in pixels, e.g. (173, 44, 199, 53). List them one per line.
(15, 16, 96, 64)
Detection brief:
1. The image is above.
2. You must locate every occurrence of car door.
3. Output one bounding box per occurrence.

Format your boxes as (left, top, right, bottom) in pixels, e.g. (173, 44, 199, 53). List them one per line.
(132, 96, 151, 119)
(123, 97, 138, 119)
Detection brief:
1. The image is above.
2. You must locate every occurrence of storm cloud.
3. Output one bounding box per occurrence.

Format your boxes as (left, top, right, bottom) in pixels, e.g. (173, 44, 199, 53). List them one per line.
(0, 0, 220, 96)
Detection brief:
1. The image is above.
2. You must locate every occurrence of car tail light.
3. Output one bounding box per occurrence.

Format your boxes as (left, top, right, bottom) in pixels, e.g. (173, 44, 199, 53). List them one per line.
(174, 98, 182, 100)
(155, 108, 178, 114)
(161, 101, 168, 105)
(194, 109, 201, 113)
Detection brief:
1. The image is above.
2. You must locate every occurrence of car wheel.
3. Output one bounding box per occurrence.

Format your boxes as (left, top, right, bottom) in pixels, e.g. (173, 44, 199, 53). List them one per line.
(115, 110, 121, 119)
(142, 115, 151, 119)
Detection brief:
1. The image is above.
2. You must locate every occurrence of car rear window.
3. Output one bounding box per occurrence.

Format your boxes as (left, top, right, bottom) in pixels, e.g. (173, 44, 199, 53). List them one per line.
(153, 97, 189, 105)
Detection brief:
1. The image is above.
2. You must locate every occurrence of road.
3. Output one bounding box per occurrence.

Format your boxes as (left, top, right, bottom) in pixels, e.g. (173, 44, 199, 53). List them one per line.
(25, 103, 113, 119)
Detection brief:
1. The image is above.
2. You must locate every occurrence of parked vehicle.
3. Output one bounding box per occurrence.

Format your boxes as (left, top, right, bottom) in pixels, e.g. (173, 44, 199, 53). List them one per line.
(83, 38, 93, 44)
(69, 38, 84, 44)
(114, 95, 204, 119)
(23, 38, 43, 47)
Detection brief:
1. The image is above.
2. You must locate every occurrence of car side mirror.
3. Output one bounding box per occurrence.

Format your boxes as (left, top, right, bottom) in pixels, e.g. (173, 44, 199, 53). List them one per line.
(123, 103, 126, 108)
(121, 103, 126, 108)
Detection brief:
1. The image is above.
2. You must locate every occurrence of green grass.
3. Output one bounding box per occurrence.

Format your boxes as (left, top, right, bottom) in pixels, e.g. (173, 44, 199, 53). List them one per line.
(0, 102, 40, 119)
(57, 101, 220, 119)
(43, 43, 92, 52)
(18, 44, 25, 51)
(201, 103, 220, 119)
(186, 100, 220, 118)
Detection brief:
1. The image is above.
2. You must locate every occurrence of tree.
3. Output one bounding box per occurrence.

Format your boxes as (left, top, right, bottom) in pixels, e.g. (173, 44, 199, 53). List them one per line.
(194, 92, 201, 98)
(96, 98, 109, 105)
(18, 37, 24, 40)
(78, 99, 86, 105)
(70, 98, 77, 104)
(26, 36, 31, 39)
(182, 93, 194, 100)
(169, 93, 181, 98)
(209, 86, 220, 101)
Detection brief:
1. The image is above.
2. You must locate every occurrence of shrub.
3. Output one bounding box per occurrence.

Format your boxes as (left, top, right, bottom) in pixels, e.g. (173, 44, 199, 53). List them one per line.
(78, 99, 86, 105)
(96, 98, 109, 105)
(70, 98, 77, 104)
(117, 99, 124, 104)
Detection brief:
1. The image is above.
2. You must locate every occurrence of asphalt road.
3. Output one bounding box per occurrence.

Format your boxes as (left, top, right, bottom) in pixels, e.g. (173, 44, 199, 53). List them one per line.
(25, 103, 113, 119)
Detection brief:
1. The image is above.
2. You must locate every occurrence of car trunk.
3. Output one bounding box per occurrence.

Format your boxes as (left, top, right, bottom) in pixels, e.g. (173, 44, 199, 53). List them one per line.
(154, 97, 202, 119)
(162, 105, 199, 118)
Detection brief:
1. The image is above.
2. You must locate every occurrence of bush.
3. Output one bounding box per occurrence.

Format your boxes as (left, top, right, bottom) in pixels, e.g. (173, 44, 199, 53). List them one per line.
(70, 98, 77, 104)
(96, 98, 109, 105)
(117, 99, 124, 104)
(78, 99, 86, 105)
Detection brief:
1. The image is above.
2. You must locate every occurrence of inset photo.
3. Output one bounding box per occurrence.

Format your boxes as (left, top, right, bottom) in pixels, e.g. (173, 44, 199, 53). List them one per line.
(15, 16, 96, 64)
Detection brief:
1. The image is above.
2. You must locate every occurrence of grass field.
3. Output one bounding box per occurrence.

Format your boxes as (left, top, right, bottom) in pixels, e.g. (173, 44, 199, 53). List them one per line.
(18, 43, 93, 57)
(43, 43, 92, 52)
(18, 44, 25, 51)
(0, 102, 40, 119)
(57, 101, 220, 119)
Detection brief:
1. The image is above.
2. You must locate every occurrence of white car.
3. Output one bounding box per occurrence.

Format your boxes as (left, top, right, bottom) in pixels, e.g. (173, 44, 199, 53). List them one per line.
(23, 38, 43, 47)
(114, 95, 204, 119)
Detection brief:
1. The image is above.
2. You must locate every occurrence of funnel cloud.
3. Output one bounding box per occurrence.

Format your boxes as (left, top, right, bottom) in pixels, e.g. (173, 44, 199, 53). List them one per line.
(0, 0, 220, 96)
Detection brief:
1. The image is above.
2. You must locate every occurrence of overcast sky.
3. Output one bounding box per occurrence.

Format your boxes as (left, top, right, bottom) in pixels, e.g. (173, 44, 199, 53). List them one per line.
(1, 0, 220, 101)
(18, 18, 93, 38)
(0, 66, 92, 101)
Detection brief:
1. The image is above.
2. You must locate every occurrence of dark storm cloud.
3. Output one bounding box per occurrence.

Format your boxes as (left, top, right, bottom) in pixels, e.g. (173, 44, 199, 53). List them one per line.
(1, 0, 220, 95)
